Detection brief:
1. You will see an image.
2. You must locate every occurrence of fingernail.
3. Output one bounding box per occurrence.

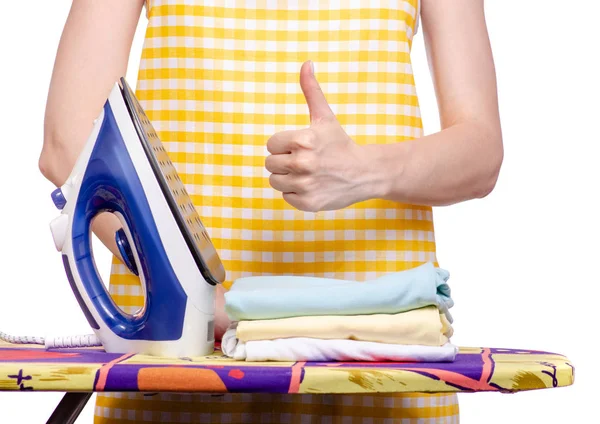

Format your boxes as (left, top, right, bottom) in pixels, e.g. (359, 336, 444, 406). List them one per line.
(310, 60, 315, 75)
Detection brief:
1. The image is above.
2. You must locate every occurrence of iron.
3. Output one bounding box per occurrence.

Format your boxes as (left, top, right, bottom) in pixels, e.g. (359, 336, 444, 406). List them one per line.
(48, 78, 225, 357)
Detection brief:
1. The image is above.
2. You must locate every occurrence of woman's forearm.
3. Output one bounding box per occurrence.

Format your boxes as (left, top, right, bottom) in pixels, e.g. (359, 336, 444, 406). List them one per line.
(40, 0, 144, 257)
(368, 0, 503, 207)
(367, 120, 503, 206)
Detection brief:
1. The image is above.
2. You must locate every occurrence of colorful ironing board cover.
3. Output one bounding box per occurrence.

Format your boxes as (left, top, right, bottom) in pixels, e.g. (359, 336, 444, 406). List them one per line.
(0, 341, 573, 394)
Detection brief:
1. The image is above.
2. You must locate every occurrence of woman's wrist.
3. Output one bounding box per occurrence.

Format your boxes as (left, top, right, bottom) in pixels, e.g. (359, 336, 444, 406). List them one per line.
(357, 142, 409, 203)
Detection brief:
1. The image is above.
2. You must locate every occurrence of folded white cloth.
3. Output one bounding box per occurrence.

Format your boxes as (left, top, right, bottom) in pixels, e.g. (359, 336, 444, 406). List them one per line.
(221, 324, 458, 362)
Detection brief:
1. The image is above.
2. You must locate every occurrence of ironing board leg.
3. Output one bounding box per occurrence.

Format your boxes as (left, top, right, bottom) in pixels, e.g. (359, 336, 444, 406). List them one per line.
(46, 392, 92, 424)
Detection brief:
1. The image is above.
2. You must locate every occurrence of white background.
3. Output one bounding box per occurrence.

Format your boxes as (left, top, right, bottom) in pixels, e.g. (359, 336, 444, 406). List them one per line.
(0, 1, 598, 422)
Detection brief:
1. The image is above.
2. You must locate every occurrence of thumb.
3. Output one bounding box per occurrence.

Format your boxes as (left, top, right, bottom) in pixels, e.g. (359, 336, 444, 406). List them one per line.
(300, 61, 335, 124)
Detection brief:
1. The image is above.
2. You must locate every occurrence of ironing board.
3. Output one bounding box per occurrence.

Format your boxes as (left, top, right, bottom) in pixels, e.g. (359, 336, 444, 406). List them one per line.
(0, 341, 574, 423)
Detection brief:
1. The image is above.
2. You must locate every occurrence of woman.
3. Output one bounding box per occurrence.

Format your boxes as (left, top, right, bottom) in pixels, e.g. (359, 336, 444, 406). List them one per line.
(40, 0, 503, 422)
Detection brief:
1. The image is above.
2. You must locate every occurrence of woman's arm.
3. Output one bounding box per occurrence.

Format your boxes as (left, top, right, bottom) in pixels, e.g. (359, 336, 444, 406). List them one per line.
(39, 0, 145, 258)
(40, 1, 230, 338)
(373, 0, 503, 205)
(266, 0, 503, 210)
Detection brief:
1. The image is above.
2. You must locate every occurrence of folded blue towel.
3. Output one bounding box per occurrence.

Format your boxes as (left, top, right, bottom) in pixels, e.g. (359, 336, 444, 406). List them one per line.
(225, 262, 454, 322)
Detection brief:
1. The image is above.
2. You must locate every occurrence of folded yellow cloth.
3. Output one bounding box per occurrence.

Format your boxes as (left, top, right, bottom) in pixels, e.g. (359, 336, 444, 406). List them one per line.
(236, 306, 453, 346)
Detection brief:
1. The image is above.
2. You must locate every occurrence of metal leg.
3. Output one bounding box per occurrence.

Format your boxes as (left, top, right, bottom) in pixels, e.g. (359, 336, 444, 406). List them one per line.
(46, 392, 93, 424)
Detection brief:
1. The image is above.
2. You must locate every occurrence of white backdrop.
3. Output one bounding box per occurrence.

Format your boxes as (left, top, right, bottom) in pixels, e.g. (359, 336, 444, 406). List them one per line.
(0, 1, 597, 422)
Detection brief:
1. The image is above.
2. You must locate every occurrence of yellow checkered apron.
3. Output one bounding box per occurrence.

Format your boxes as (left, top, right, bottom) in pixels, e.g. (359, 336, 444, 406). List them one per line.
(94, 1, 460, 422)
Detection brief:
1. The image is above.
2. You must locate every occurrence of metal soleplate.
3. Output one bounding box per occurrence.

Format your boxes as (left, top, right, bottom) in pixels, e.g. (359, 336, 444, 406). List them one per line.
(119, 78, 225, 285)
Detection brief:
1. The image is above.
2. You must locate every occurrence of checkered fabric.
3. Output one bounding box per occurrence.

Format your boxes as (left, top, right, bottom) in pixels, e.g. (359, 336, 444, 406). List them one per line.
(95, 1, 460, 422)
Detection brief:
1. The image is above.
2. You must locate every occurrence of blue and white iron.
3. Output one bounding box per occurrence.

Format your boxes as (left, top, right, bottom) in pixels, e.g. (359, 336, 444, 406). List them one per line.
(48, 78, 225, 357)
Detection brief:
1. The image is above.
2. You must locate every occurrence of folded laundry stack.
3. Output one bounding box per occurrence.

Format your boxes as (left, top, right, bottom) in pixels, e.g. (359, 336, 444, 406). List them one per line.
(222, 262, 457, 362)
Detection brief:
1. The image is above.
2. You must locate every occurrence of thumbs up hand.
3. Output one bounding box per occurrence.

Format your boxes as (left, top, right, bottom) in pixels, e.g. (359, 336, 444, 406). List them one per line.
(266, 61, 374, 212)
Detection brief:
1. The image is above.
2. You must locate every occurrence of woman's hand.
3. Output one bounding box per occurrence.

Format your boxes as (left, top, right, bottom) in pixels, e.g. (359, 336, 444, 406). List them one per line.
(214, 285, 230, 341)
(265, 62, 379, 212)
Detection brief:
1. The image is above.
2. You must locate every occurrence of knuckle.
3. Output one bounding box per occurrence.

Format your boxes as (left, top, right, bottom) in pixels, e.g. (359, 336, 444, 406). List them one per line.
(286, 194, 320, 213)
(299, 194, 319, 212)
(289, 135, 302, 148)
(289, 156, 313, 174)
(300, 156, 317, 173)
(295, 200, 311, 212)
(294, 176, 312, 193)
(303, 199, 320, 213)
(297, 129, 317, 149)
(288, 159, 301, 173)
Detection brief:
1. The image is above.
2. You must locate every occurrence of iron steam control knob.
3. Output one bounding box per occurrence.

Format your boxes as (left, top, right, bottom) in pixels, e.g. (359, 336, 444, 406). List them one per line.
(51, 188, 67, 210)
(51, 184, 72, 210)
